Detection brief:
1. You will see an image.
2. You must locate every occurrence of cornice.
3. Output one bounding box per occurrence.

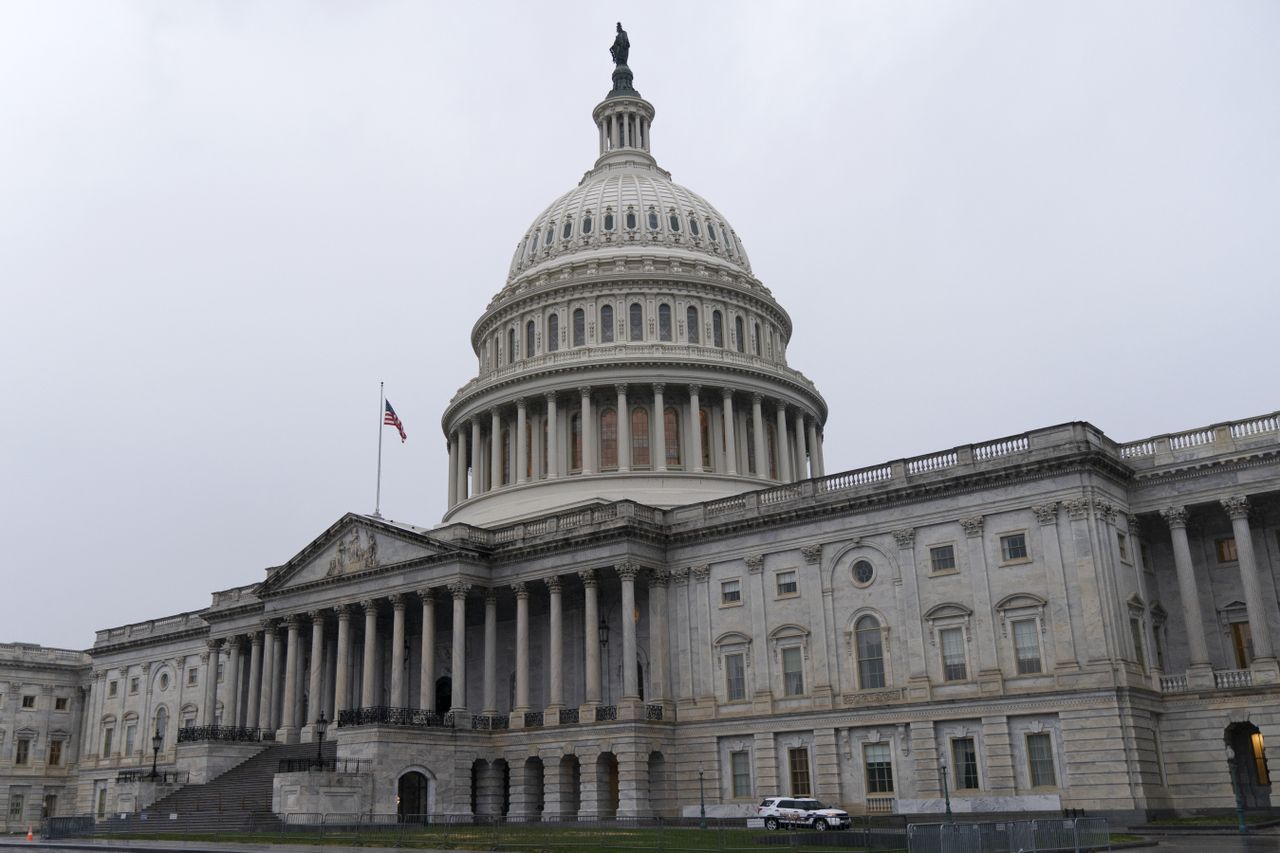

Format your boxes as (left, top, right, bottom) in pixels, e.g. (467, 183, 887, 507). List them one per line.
(91, 626, 209, 657)
(1128, 450, 1280, 486)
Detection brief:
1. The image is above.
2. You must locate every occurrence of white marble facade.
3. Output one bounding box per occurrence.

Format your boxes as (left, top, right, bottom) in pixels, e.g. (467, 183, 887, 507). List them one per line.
(4, 38, 1279, 830)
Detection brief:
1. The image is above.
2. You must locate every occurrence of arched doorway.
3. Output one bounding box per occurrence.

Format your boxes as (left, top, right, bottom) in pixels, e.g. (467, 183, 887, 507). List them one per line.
(1226, 723, 1272, 809)
(648, 752, 667, 817)
(435, 677, 451, 714)
(596, 752, 620, 818)
(398, 771, 430, 822)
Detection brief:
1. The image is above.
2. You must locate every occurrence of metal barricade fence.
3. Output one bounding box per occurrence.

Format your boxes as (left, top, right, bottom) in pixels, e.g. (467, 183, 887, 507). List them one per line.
(907, 817, 1110, 853)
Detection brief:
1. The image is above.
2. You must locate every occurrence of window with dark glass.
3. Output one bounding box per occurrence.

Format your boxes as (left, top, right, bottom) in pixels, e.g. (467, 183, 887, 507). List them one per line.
(766, 422, 778, 478)
(1000, 533, 1028, 562)
(631, 407, 650, 468)
(782, 646, 804, 695)
(600, 304, 614, 343)
(734, 316, 745, 353)
(665, 407, 681, 467)
(745, 418, 756, 474)
(1014, 619, 1042, 674)
(599, 408, 618, 470)
(562, 220, 573, 240)
(753, 322, 762, 355)
(570, 413, 583, 470)
(525, 320, 535, 358)
(625, 208, 637, 230)
(687, 306, 700, 343)
(603, 209, 615, 231)
(545, 224, 555, 245)
(573, 308, 585, 347)
(857, 615, 886, 688)
(501, 428, 511, 484)
(647, 207, 659, 230)
(787, 747, 811, 796)
(547, 313, 559, 352)
(952, 738, 980, 789)
(941, 628, 967, 681)
(701, 409, 713, 470)
(865, 743, 894, 793)
(707, 220, 718, 241)
(689, 215, 700, 237)
(507, 328, 516, 364)
(658, 304, 672, 341)
(930, 545, 957, 573)
(713, 311, 724, 348)
(629, 302, 643, 341)
(731, 750, 751, 798)
(1027, 733, 1056, 787)
(721, 579, 741, 605)
(581, 213, 592, 235)
(668, 210, 681, 231)
(725, 653, 746, 701)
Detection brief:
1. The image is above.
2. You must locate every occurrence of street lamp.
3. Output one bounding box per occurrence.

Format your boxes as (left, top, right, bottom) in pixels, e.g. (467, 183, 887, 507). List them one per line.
(939, 760, 952, 821)
(698, 766, 706, 830)
(598, 617, 611, 702)
(149, 729, 163, 780)
(1226, 746, 1247, 835)
(314, 713, 329, 768)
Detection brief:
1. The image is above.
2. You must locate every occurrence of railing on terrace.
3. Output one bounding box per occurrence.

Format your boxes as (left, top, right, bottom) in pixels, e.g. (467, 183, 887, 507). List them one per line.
(115, 770, 187, 784)
(1215, 669, 1253, 689)
(337, 707, 454, 729)
(559, 707, 579, 724)
(644, 703, 664, 721)
(1118, 410, 1279, 458)
(278, 758, 365, 774)
(595, 705, 618, 722)
(1160, 674, 1188, 693)
(176, 725, 266, 743)
(865, 796, 895, 815)
(523, 711, 544, 727)
(472, 714, 510, 731)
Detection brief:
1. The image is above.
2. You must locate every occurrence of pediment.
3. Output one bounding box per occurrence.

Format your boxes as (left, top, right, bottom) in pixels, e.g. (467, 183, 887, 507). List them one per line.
(260, 514, 458, 595)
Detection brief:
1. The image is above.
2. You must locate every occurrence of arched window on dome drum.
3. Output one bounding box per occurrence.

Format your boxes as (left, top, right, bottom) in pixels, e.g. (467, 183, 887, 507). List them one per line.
(689, 215, 700, 237)
(501, 427, 511, 485)
(546, 224, 555, 246)
(573, 309, 585, 347)
(856, 615, 886, 689)
(599, 408, 618, 471)
(658, 304, 672, 341)
(525, 320, 536, 358)
(629, 303, 643, 341)
(600, 305, 614, 343)
(625, 208, 637, 230)
(631, 407, 650, 468)
(766, 421, 779, 479)
(687, 306, 700, 344)
(547, 313, 559, 352)
(508, 328, 516, 364)
(745, 417, 757, 474)
(712, 311, 724, 348)
(668, 210, 681, 232)
(707, 221, 717, 242)
(723, 226, 734, 255)
(581, 213, 592, 235)
(734, 316, 745, 353)
(603, 210, 614, 232)
(647, 208, 659, 231)
(700, 408, 713, 471)
(570, 412, 583, 471)
(530, 232, 539, 254)
(664, 407, 681, 468)
(753, 322, 762, 356)
(562, 220, 573, 240)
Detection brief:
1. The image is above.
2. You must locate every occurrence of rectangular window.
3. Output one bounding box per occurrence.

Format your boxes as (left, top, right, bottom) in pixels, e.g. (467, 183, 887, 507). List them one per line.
(864, 742, 895, 793)
(721, 579, 741, 605)
(8, 794, 23, 822)
(1117, 531, 1130, 562)
(15, 739, 30, 766)
(776, 570, 798, 596)
(782, 647, 804, 696)
(41, 794, 57, 820)
(21, 694, 35, 709)
(725, 653, 747, 702)
(1130, 617, 1147, 671)
(108, 681, 118, 698)
(1231, 622, 1254, 669)
(1027, 733, 1056, 787)
(1216, 537, 1238, 563)
(129, 677, 140, 694)
(216, 661, 225, 682)
(55, 697, 68, 711)
(125, 724, 137, 756)
(930, 544, 957, 573)
(730, 750, 752, 798)
(1154, 624, 1166, 671)
(48, 740, 63, 767)
(1252, 733, 1270, 786)
(1000, 533, 1028, 562)
(952, 737, 980, 789)
(1012, 619, 1042, 675)
(188, 668, 198, 686)
(788, 747, 812, 797)
(940, 627, 967, 681)
(101, 728, 113, 758)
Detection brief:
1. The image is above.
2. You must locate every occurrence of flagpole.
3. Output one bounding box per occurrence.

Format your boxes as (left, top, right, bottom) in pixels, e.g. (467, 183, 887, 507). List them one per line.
(374, 381, 385, 518)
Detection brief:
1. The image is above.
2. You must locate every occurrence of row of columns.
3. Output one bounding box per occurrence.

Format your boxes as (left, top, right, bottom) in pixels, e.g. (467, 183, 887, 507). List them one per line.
(446, 384, 825, 506)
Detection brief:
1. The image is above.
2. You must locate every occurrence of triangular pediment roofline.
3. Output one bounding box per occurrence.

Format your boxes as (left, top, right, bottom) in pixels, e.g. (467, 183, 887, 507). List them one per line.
(258, 513, 483, 597)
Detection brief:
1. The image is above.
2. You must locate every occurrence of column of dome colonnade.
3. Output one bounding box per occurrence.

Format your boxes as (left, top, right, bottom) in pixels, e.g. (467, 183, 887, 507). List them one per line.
(444, 384, 825, 508)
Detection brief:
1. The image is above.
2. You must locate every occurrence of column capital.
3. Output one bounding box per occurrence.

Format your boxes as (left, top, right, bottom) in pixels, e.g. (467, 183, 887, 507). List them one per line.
(687, 383, 701, 396)
(307, 609, 327, 623)
(171, 656, 186, 669)
(690, 564, 711, 582)
(615, 383, 628, 395)
(1064, 498, 1092, 521)
(891, 528, 915, 549)
(334, 604, 351, 621)
(1161, 506, 1189, 529)
(960, 516, 984, 537)
(418, 588, 435, 604)
(1092, 500, 1116, 524)
(670, 567, 690, 586)
(652, 382, 665, 395)
(484, 588, 498, 606)
(801, 544, 823, 565)
(545, 575, 563, 594)
(544, 391, 558, 404)
(745, 554, 764, 574)
(285, 613, 304, 629)
(647, 567, 671, 585)
(1221, 496, 1250, 520)
(1031, 502, 1059, 525)
(448, 581, 471, 601)
(721, 386, 735, 400)
(248, 631, 263, 647)
(578, 385, 593, 398)
(617, 561, 641, 581)
(578, 569, 598, 588)
(513, 581, 529, 600)
(516, 397, 527, 411)
(751, 392, 763, 405)
(198, 650, 210, 664)
(1127, 516, 1142, 536)
(259, 618, 276, 633)
(206, 638, 223, 651)
(389, 593, 407, 611)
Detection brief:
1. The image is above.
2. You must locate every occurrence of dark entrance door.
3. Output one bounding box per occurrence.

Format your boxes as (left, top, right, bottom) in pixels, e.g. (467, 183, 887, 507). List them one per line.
(1227, 722, 1272, 809)
(435, 677, 452, 715)
(398, 771, 430, 821)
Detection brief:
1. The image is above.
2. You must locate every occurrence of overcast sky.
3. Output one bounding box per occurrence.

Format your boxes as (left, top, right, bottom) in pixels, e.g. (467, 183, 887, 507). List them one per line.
(2, 1, 1276, 649)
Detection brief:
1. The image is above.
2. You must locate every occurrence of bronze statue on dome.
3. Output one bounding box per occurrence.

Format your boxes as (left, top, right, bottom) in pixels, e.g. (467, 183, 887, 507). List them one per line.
(610, 23, 630, 67)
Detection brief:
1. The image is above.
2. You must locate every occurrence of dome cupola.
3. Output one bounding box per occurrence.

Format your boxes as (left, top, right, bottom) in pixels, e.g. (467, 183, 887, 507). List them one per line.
(440, 26, 828, 526)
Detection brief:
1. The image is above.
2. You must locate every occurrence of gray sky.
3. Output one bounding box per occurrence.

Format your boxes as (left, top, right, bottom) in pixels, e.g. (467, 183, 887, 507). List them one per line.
(2, 1, 1276, 649)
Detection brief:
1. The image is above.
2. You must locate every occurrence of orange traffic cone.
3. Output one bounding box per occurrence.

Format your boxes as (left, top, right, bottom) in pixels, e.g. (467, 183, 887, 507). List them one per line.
(25, 826, 33, 841)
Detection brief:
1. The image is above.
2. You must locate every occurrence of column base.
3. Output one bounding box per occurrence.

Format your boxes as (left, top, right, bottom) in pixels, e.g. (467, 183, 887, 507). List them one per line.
(1186, 664, 1215, 689)
(275, 726, 300, 745)
(449, 709, 472, 730)
(1250, 657, 1280, 685)
(906, 675, 932, 702)
(509, 707, 529, 730)
(616, 698, 642, 722)
(543, 704, 562, 727)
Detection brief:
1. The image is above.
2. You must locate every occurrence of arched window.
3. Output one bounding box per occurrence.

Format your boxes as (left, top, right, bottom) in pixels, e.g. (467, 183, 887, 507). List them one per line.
(501, 428, 511, 485)
(525, 320, 536, 358)
(530, 232, 539, 254)
(603, 209, 615, 232)
(712, 311, 724, 348)
(581, 212, 593, 235)
(753, 322, 762, 355)
(724, 228, 735, 256)
(668, 210, 681, 232)
(573, 309, 585, 347)
(766, 421, 779, 479)
(700, 408, 713, 471)
(570, 413, 583, 471)
(545, 223, 555, 246)
(734, 316, 745, 353)
(631, 407, 650, 468)
(856, 616, 886, 689)
(647, 207, 660, 231)
(745, 417, 757, 474)
(154, 706, 169, 749)
(548, 313, 559, 352)
(600, 408, 618, 470)
(658, 304, 672, 341)
(625, 208, 637, 230)
(562, 219, 573, 240)
(629, 303, 643, 341)
(507, 328, 516, 364)
(707, 220, 718, 242)
(600, 305, 614, 343)
(664, 407, 681, 468)
(687, 306, 700, 344)
(689, 215, 700, 237)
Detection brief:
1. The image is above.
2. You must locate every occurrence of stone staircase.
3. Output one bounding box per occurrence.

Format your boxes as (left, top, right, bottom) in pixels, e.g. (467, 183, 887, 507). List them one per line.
(111, 740, 336, 834)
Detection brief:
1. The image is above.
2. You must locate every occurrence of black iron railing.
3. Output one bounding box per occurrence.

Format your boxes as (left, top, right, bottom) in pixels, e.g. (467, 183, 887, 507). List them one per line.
(278, 758, 365, 774)
(559, 708, 579, 724)
(471, 714, 510, 731)
(115, 770, 188, 784)
(523, 711, 544, 727)
(337, 707, 454, 729)
(176, 725, 264, 743)
(644, 704, 664, 720)
(595, 705, 618, 722)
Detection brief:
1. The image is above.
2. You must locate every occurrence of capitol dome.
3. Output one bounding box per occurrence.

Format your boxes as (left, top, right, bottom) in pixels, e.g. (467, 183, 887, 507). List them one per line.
(440, 41, 828, 526)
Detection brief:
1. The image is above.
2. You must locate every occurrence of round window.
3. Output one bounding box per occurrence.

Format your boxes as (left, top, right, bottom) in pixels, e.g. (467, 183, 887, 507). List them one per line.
(159, 673, 169, 691)
(853, 560, 874, 585)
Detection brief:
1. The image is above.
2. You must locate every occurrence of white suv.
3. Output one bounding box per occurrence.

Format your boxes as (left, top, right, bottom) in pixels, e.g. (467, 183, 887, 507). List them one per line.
(756, 796, 851, 831)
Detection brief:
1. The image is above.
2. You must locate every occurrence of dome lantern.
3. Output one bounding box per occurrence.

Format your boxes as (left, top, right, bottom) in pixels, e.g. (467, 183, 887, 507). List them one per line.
(593, 23, 656, 169)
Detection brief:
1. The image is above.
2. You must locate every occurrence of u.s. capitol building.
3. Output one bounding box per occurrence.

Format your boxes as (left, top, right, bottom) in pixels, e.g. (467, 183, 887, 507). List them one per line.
(3, 32, 1277, 831)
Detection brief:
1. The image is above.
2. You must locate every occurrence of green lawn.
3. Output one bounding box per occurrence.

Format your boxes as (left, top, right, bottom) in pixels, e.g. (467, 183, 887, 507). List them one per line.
(1144, 814, 1275, 826)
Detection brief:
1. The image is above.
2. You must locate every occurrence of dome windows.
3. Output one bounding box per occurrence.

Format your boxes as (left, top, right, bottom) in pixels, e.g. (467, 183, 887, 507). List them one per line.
(707, 221, 718, 242)
(712, 310, 725, 348)
(572, 308, 585, 348)
(734, 316, 745, 353)
(668, 209, 681, 232)
(525, 320, 536, 358)
(545, 223, 555, 246)
(625, 207, 637, 230)
(688, 215, 701, 237)
(581, 211, 593, 235)
(507, 328, 517, 364)
(600, 305, 615, 343)
(646, 207, 659, 231)
(629, 302, 643, 341)
(562, 220, 573, 240)
(658, 304, 672, 341)
(603, 208, 615, 232)
(687, 306, 700, 344)
(547, 313, 559, 352)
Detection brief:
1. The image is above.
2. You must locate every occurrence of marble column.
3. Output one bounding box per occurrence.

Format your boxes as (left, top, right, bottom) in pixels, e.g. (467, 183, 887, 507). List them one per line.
(581, 570, 601, 704)
(449, 582, 471, 712)
(546, 393, 560, 479)
(202, 640, 220, 726)
(721, 389, 738, 475)
(490, 408, 502, 489)
(812, 424, 826, 476)
(419, 590, 436, 711)
(775, 404, 792, 481)
(470, 417, 483, 494)
(648, 570, 669, 704)
(280, 617, 303, 733)
(390, 595, 407, 707)
(456, 429, 469, 501)
(619, 563, 640, 700)
(514, 583, 530, 715)
(245, 632, 263, 729)
(482, 589, 498, 715)
(580, 387, 595, 474)
(653, 384, 666, 471)
(689, 385, 703, 473)
(258, 624, 276, 730)
(360, 601, 378, 708)
(306, 612, 325, 729)
(1222, 496, 1277, 666)
(334, 606, 351, 714)
(516, 399, 529, 484)
(751, 394, 767, 477)
(615, 385, 630, 471)
(1161, 507, 1211, 669)
(447, 436, 458, 507)
(224, 638, 241, 727)
(547, 576, 564, 710)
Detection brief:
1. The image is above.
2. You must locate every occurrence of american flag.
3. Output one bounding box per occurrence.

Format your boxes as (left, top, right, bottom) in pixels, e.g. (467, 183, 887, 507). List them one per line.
(384, 400, 407, 442)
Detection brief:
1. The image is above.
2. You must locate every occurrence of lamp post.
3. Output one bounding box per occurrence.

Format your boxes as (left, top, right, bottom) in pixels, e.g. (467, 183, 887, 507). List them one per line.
(149, 730, 163, 780)
(939, 760, 952, 821)
(314, 713, 328, 769)
(1226, 747, 1247, 835)
(598, 617, 611, 704)
(698, 766, 706, 830)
